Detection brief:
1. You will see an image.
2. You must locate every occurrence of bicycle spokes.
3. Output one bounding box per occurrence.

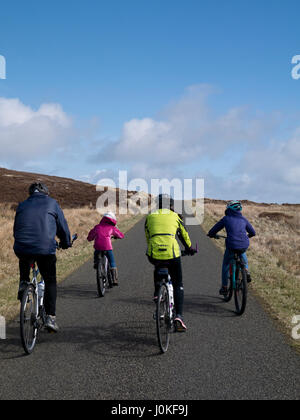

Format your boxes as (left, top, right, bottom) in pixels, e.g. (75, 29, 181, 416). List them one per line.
(156, 284, 171, 354)
(20, 285, 38, 354)
(96, 261, 106, 297)
(234, 267, 248, 316)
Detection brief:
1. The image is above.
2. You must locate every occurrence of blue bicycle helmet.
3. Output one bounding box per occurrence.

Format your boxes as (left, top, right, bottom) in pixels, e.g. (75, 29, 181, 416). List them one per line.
(227, 200, 242, 211)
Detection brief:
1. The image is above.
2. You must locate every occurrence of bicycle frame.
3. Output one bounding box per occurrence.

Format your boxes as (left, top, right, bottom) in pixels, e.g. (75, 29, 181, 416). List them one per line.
(30, 264, 46, 328)
(100, 253, 109, 274)
(95, 251, 113, 297)
(155, 248, 193, 329)
(157, 269, 175, 328)
(20, 233, 78, 354)
(230, 253, 246, 290)
(154, 247, 198, 353)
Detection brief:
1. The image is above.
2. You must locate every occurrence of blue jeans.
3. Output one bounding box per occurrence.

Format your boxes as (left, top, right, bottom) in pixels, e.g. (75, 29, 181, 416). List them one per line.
(222, 248, 248, 287)
(94, 250, 116, 268)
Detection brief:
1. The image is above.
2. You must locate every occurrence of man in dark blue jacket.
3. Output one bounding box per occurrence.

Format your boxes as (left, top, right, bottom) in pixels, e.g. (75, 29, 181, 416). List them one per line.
(14, 182, 71, 332)
(208, 201, 256, 296)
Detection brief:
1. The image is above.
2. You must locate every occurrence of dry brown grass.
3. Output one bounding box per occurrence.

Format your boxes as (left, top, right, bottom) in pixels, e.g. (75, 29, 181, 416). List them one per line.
(202, 201, 300, 350)
(0, 204, 143, 321)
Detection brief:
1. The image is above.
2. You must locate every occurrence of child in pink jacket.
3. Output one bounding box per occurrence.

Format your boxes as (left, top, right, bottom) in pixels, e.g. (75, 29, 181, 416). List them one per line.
(87, 212, 124, 286)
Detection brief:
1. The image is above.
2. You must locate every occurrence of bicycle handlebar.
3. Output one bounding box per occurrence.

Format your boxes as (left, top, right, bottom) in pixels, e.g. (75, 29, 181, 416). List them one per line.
(214, 234, 227, 240)
(56, 233, 78, 250)
(211, 234, 252, 240)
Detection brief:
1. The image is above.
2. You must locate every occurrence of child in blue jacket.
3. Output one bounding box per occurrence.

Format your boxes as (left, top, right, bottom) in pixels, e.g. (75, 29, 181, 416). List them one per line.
(208, 201, 256, 296)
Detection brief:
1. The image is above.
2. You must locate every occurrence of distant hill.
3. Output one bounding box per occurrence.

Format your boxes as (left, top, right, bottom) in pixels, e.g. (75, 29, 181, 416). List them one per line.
(1, 167, 297, 210)
(0, 167, 147, 209)
(203, 198, 300, 207)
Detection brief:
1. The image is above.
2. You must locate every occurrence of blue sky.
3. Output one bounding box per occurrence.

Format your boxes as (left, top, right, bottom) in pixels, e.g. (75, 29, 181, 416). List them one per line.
(0, 0, 300, 202)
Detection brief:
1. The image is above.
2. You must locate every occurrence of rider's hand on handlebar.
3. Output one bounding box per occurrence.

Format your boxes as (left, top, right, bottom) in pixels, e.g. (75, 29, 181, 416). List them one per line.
(207, 234, 221, 239)
(207, 233, 216, 238)
(186, 247, 198, 256)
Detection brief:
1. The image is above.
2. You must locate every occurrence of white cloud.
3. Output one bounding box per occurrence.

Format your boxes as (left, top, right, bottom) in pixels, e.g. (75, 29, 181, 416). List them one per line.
(236, 131, 300, 201)
(0, 97, 73, 165)
(199, 130, 300, 203)
(80, 169, 109, 184)
(3, 87, 298, 203)
(89, 84, 300, 202)
(100, 85, 279, 168)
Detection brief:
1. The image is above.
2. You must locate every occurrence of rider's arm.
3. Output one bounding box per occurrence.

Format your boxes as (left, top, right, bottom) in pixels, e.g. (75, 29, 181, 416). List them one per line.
(177, 216, 192, 250)
(112, 227, 125, 239)
(55, 203, 71, 249)
(87, 227, 97, 242)
(208, 218, 225, 238)
(145, 218, 150, 244)
(13, 204, 20, 239)
(246, 220, 256, 238)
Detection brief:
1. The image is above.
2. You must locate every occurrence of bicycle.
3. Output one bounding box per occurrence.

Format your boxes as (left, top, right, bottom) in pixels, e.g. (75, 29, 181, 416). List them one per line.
(155, 246, 198, 354)
(95, 251, 113, 297)
(20, 234, 78, 355)
(214, 235, 248, 316)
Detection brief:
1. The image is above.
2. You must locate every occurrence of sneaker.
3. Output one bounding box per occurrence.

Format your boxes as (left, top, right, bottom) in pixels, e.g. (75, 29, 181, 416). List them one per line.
(219, 286, 228, 296)
(45, 316, 59, 333)
(174, 315, 187, 333)
(110, 268, 119, 286)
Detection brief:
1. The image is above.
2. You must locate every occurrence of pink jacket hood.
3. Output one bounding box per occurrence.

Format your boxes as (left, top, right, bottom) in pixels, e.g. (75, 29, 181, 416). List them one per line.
(100, 216, 117, 226)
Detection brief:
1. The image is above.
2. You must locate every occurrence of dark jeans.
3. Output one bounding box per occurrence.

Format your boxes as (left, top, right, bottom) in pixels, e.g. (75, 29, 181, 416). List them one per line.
(16, 254, 57, 316)
(148, 256, 184, 317)
(94, 250, 116, 268)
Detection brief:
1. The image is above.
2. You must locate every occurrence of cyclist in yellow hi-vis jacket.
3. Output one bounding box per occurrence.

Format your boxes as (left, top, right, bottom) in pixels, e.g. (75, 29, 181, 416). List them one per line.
(145, 194, 196, 332)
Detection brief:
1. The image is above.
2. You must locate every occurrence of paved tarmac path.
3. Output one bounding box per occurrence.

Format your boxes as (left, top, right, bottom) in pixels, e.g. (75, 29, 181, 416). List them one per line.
(0, 217, 299, 400)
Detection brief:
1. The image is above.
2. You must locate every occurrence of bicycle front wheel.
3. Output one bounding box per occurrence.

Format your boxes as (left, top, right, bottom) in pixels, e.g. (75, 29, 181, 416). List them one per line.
(96, 259, 106, 297)
(156, 283, 171, 354)
(20, 285, 38, 355)
(234, 267, 248, 315)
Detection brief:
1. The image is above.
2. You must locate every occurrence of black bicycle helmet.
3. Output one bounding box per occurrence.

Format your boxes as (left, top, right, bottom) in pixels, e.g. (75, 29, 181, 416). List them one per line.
(29, 182, 49, 196)
(157, 194, 175, 211)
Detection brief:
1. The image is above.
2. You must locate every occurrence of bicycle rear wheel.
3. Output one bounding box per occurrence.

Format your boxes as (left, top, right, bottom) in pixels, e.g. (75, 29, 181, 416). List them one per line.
(234, 266, 248, 315)
(156, 283, 171, 354)
(96, 258, 106, 297)
(20, 285, 38, 355)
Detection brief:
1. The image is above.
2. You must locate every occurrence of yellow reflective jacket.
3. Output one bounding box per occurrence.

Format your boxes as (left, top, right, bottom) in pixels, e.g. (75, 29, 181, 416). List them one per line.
(145, 209, 192, 260)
